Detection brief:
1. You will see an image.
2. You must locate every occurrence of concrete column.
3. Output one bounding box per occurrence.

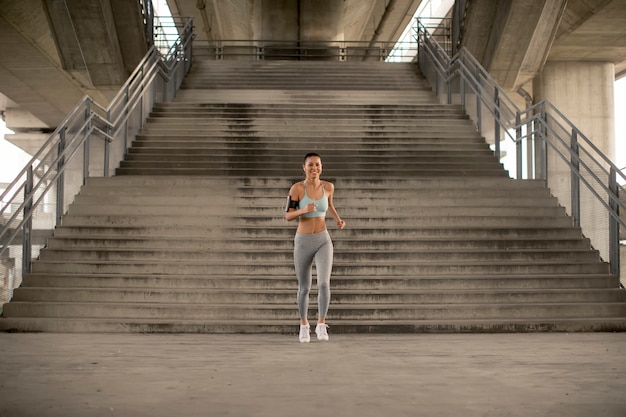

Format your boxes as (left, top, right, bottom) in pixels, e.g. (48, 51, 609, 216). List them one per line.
(261, 0, 299, 59)
(533, 61, 615, 261)
(299, 0, 344, 41)
(300, 0, 344, 60)
(261, 0, 298, 40)
(260, 0, 344, 60)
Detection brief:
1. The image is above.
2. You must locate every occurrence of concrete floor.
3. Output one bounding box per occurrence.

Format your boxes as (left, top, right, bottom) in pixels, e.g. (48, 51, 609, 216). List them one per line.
(0, 332, 625, 417)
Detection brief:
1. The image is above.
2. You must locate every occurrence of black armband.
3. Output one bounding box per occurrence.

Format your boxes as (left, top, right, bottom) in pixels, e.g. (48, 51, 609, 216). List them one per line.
(285, 196, 299, 212)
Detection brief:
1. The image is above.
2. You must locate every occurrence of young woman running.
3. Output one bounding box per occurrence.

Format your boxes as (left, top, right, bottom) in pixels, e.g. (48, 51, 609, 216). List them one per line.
(285, 153, 346, 343)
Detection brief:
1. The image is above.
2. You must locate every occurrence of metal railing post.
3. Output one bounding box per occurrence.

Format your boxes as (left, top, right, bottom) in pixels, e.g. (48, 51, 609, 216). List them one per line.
(609, 167, 620, 277)
(56, 127, 66, 226)
(123, 84, 129, 153)
(447, 64, 452, 104)
(104, 110, 111, 177)
(494, 87, 500, 160)
(22, 166, 33, 274)
(516, 112, 523, 179)
(460, 64, 465, 110)
(537, 105, 548, 181)
(475, 65, 482, 134)
(83, 101, 91, 185)
(525, 121, 533, 179)
(570, 129, 581, 227)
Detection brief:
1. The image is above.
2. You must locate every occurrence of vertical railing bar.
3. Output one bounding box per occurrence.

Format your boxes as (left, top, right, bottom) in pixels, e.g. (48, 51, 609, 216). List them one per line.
(22, 166, 33, 274)
(525, 121, 533, 179)
(608, 168, 620, 277)
(104, 108, 111, 177)
(124, 84, 129, 153)
(447, 63, 452, 104)
(83, 101, 91, 185)
(475, 64, 482, 134)
(56, 127, 66, 226)
(539, 106, 548, 181)
(139, 64, 145, 128)
(494, 87, 501, 161)
(570, 129, 581, 227)
(460, 63, 465, 110)
(516, 112, 523, 180)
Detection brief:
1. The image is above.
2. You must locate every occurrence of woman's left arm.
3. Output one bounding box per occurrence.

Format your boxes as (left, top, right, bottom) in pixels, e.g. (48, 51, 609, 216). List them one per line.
(326, 182, 346, 229)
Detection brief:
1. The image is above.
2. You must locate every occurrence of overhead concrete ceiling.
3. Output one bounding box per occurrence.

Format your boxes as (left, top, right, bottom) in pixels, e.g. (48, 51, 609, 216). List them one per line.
(2, 0, 626, 134)
(165, 0, 422, 44)
(0, 0, 150, 129)
(550, 0, 626, 78)
(462, 0, 626, 91)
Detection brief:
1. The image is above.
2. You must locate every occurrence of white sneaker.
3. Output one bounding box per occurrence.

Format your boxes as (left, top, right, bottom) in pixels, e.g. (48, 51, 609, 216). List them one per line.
(315, 323, 329, 341)
(299, 324, 310, 343)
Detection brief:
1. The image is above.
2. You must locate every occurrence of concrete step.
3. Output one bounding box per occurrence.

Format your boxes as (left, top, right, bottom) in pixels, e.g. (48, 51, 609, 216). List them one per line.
(148, 108, 468, 117)
(17, 273, 621, 290)
(44, 236, 592, 251)
(79, 175, 550, 190)
(131, 134, 488, 141)
(119, 154, 501, 163)
(11, 287, 626, 305)
(71, 194, 559, 207)
(144, 117, 476, 125)
(182, 62, 428, 90)
(174, 90, 437, 105)
(114, 167, 510, 177)
(4, 301, 626, 321)
(150, 103, 464, 114)
(50, 226, 585, 240)
(36, 248, 601, 263)
(64, 204, 566, 218)
(58, 214, 572, 228)
(29, 260, 609, 275)
(2, 317, 626, 333)
(122, 152, 498, 163)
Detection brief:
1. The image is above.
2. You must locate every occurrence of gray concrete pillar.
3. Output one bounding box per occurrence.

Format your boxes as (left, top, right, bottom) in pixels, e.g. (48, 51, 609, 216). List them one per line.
(533, 61, 615, 261)
(300, 0, 344, 60)
(261, 0, 298, 41)
(261, 0, 299, 59)
(299, 0, 344, 41)
(261, 0, 344, 60)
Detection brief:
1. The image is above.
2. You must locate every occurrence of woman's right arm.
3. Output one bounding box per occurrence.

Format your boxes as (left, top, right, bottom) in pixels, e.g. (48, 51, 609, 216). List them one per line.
(285, 184, 303, 221)
(285, 183, 316, 221)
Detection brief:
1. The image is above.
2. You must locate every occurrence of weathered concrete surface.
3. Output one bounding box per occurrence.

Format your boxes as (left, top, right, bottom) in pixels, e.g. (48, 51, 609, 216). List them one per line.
(0, 333, 625, 417)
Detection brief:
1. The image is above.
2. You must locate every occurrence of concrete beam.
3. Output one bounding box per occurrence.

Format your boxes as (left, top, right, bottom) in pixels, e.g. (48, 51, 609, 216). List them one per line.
(110, 0, 150, 74)
(166, 0, 419, 44)
(549, 0, 626, 77)
(43, 0, 127, 86)
(0, 3, 86, 128)
(463, 0, 567, 91)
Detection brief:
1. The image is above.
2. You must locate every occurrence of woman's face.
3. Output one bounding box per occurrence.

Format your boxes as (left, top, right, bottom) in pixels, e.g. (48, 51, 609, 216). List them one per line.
(303, 156, 322, 179)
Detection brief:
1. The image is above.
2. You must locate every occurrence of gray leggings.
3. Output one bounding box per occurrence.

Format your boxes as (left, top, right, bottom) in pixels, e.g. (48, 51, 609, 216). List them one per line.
(294, 230, 334, 319)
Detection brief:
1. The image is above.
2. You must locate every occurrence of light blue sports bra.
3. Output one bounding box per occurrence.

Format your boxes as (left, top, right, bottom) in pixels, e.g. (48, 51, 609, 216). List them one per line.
(300, 182, 328, 218)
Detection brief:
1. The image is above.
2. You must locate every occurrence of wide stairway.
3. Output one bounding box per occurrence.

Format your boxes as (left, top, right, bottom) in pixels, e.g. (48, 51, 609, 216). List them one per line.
(1, 60, 625, 333)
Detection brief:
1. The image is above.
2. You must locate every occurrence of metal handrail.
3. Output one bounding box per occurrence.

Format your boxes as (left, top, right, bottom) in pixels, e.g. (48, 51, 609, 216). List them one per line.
(191, 38, 417, 62)
(0, 17, 194, 298)
(417, 19, 624, 278)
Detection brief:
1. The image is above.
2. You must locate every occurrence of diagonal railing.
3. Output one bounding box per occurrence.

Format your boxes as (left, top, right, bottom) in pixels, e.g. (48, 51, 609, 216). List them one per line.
(0, 17, 194, 303)
(416, 19, 625, 282)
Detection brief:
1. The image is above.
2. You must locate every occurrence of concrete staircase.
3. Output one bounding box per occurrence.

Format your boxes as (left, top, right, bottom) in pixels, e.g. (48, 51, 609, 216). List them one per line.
(1, 60, 625, 333)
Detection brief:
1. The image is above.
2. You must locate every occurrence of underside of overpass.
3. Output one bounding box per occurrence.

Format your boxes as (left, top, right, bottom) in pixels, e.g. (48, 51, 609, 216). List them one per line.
(0, 0, 625, 160)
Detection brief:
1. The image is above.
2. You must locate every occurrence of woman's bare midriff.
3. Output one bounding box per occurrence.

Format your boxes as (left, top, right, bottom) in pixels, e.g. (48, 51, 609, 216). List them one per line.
(296, 217, 327, 234)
